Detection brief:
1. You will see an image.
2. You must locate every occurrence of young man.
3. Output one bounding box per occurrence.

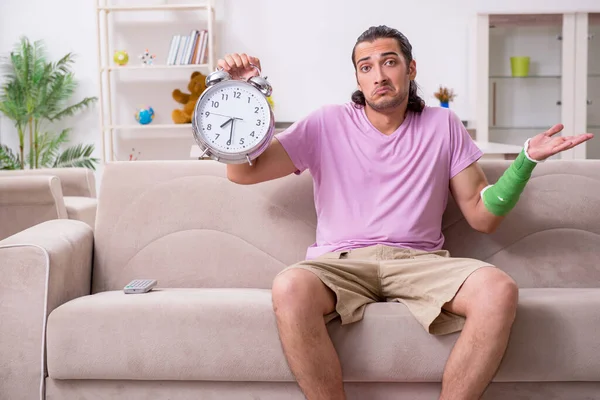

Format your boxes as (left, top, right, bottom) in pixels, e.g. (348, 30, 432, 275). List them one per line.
(219, 26, 592, 400)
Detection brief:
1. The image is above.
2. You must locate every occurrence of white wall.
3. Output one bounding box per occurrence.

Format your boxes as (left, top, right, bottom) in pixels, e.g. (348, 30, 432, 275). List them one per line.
(216, 0, 478, 121)
(1, 0, 600, 184)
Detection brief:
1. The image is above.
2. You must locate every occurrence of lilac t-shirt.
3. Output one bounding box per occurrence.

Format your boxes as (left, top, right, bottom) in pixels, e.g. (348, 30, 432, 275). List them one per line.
(276, 103, 482, 260)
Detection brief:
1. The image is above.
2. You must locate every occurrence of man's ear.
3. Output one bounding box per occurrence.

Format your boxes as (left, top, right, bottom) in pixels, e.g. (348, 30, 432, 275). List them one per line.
(408, 59, 417, 80)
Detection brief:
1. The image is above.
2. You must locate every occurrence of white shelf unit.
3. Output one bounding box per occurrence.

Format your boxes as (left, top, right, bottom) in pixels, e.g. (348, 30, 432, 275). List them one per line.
(102, 64, 210, 72)
(95, 0, 216, 162)
(98, 4, 210, 11)
(474, 11, 600, 160)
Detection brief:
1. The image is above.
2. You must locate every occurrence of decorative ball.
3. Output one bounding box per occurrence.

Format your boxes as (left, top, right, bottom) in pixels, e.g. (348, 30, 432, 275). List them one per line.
(113, 50, 129, 66)
(135, 106, 155, 125)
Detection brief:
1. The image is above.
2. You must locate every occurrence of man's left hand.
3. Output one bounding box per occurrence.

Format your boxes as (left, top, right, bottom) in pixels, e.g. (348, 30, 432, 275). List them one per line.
(527, 124, 594, 161)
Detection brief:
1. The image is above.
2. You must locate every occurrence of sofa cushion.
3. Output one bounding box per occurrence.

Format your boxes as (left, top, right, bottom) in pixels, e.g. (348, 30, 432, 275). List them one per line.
(46, 287, 600, 382)
(442, 160, 600, 288)
(64, 196, 97, 229)
(92, 161, 316, 293)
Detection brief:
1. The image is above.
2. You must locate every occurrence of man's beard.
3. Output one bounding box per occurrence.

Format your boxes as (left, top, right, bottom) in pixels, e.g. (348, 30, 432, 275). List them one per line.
(366, 88, 408, 112)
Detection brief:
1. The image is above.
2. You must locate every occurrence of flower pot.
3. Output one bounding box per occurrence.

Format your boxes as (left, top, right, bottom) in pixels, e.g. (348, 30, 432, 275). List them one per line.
(440, 101, 449, 108)
(510, 56, 530, 77)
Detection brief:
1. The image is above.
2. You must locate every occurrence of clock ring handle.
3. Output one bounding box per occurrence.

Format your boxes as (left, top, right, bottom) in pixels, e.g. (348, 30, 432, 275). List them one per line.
(247, 63, 262, 79)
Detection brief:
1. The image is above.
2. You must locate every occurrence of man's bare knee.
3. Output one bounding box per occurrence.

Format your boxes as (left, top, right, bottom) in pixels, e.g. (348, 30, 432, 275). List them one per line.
(272, 269, 336, 317)
(468, 269, 518, 323)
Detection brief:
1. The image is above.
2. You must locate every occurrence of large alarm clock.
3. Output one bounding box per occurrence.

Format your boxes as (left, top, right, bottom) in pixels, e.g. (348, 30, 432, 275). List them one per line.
(191, 65, 274, 165)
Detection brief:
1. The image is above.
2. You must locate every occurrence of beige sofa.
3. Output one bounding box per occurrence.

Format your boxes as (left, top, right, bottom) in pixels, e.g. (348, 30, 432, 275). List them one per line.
(0, 168, 97, 239)
(1, 159, 600, 400)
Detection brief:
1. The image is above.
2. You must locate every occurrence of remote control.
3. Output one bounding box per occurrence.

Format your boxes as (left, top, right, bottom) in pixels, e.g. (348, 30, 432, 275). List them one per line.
(124, 279, 157, 294)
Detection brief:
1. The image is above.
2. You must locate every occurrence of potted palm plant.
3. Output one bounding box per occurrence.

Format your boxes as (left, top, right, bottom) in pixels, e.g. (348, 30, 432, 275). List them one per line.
(0, 36, 98, 170)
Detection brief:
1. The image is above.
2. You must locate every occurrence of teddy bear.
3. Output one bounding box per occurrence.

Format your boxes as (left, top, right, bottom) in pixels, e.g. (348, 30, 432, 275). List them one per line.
(172, 71, 207, 124)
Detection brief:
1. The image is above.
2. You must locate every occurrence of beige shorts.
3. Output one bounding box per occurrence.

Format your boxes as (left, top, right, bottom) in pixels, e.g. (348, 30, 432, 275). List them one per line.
(277, 244, 494, 335)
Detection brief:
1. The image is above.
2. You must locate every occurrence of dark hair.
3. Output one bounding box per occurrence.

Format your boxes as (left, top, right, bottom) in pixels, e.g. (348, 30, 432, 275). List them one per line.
(351, 25, 425, 113)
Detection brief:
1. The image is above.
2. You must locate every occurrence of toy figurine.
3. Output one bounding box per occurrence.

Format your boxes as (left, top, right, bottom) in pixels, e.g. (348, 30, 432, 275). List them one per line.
(128, 148, 141, 161)
(139, 49, 156, 65)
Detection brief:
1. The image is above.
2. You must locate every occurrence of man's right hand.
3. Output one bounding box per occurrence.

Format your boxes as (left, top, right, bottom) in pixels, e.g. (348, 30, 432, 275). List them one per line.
(216, 53, 297, 185)
(217, 53, 262, 81)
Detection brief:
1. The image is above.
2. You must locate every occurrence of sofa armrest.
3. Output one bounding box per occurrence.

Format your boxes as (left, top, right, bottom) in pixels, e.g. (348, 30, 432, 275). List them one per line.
(0, 219, 93, 400)
(0, 167, 96, 198)
(44, 167, 96, 198)
(0, 176, 68, 241)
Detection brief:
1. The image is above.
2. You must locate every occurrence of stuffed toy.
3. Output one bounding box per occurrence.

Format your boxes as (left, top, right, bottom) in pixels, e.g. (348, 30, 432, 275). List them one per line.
(172, 71, 207, 124)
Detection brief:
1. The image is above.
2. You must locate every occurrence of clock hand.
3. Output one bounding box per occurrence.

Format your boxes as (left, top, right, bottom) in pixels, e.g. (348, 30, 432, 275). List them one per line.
(226, 118, 234, 146)
(211, 112, 243, 121)
(220, 117, 233, 129)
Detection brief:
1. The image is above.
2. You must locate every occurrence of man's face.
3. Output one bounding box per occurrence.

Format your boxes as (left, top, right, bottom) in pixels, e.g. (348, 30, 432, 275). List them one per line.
(354, 38, 416, 112)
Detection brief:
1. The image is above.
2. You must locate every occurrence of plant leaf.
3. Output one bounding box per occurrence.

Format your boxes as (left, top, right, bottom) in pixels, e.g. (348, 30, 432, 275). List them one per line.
(49, 96, 97, 121)
(0, 143, 22, 170)
(52, 143, 99, 170)
(38, 128, 70, 168)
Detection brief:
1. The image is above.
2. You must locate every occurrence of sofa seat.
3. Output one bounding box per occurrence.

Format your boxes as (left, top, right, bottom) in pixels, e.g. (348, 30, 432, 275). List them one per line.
(63, 196, 97, 229)
(46, 287, 600, 383)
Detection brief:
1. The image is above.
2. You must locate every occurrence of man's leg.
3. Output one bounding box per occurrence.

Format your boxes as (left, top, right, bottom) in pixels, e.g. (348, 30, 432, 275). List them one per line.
(439, 267, 518, 400)
(271, 269, 346, 400)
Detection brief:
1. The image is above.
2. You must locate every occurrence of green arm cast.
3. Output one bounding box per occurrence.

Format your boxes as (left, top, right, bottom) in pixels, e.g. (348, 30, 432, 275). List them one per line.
(481, 141, 540, 216)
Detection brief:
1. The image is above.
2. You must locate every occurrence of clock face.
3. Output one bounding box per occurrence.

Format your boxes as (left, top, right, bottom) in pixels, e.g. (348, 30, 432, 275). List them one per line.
(195, 80, 271, 155)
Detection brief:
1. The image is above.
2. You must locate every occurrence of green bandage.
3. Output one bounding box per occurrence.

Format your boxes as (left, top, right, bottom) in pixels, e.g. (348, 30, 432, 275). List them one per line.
(481, 139, 541, 216)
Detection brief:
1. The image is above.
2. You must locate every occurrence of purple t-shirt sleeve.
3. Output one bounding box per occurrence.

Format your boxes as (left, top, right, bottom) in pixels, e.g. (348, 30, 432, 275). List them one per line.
(448, 110, 483, 178)
(275, 108, 322, 174)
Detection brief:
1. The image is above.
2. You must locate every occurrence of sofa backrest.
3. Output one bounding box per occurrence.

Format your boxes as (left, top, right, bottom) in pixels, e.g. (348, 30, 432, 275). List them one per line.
(93, 159, 600, 293)
(93, 160, 317, 293)
(0, 175, 68, 240)
(443, 158, 600, 289)
(0, 167, 96, 197)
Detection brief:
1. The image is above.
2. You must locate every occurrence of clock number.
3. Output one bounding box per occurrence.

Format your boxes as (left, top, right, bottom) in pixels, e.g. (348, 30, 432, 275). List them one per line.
(221, 93, 229, 101)
(239, 138, 245, 145)
(256, 120, 262, 126)
(207, 124, 212, 130)
(215, 133, 220, 139)
(254, 107, 259, 114)
(248, 97, 251, 104)
(211, 101, 220, 108)
(204, 111, 210, 117)
(234, 91, 241, 99)
(250, 131, 255, 137)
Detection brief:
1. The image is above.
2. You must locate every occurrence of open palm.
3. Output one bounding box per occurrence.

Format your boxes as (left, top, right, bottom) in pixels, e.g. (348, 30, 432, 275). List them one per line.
(527, 124, 594, 161)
